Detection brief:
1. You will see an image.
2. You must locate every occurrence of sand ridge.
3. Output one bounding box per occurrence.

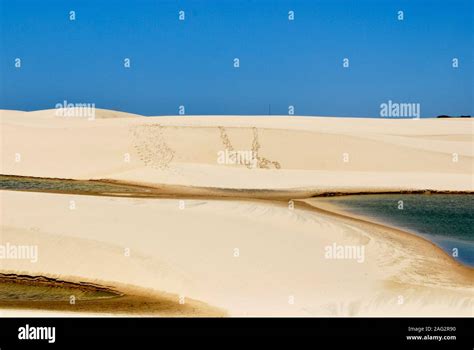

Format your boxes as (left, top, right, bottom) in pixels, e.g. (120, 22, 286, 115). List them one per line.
(1, 109, 472, 192)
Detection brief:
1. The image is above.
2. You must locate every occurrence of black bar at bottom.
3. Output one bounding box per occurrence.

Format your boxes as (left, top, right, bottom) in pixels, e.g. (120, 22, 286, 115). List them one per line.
(0, 317, 471, 348)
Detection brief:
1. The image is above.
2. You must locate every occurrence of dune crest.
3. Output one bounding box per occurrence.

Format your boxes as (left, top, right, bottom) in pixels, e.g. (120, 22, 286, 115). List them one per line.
(1, 109, 472, 193)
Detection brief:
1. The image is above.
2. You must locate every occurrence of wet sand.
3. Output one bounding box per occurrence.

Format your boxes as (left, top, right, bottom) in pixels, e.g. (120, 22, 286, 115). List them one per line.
(0, 273, 225, 317)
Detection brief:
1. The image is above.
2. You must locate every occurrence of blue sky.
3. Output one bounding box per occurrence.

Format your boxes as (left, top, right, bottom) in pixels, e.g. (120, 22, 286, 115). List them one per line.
(0, 0, 472, 117)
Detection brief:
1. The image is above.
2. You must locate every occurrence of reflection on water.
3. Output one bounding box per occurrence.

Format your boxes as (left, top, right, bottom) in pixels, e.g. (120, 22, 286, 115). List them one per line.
(327, 194, 474, 267)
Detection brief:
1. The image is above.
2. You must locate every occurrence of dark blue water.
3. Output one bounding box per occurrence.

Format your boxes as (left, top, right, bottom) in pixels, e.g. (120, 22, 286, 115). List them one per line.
(327, 194, 474, 267)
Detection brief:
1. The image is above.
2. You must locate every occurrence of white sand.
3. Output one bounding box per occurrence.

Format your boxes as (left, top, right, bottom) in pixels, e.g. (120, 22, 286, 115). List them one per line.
(1, 190, 472, 316)
(1, 109, 472, 193)
(0, 109, 473, 316)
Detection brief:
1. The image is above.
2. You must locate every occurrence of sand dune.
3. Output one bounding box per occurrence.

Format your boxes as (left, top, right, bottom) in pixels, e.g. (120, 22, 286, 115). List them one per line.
(1, 109, 472, 192)
(1, 109, 473, 316)
(0, 108, 141, 119)
(1, 190, 472, 316)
